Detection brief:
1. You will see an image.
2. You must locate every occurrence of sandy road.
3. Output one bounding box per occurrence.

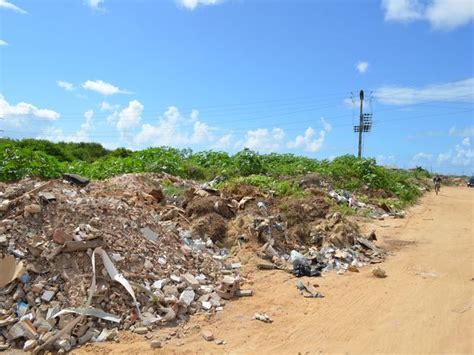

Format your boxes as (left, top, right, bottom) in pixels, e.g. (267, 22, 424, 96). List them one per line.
(78, 186, 473, 354)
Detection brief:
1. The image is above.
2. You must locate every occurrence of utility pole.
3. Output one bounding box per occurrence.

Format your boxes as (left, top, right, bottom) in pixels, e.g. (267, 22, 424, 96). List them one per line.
(358, 90, 364, 158)
(353, 89, 373, 158)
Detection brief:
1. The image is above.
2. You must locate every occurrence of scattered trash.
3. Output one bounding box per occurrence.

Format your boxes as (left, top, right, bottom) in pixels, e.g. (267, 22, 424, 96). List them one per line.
(296, 281, 324, 298)
(252, 312, 273, 323)
(63, 173, 90, 187)
(0, 255, 24, 288)
(368, 230, 377, 241)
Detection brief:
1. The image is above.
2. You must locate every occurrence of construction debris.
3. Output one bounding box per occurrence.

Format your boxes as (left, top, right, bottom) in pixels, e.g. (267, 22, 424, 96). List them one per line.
(201, 330, 214, 341)
(0, 172, 390, 351)
(252, 313, 273, 323)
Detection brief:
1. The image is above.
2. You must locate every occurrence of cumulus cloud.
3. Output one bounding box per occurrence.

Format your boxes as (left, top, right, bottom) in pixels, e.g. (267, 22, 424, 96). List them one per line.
(449, 126, 474, 137)
(134, 106, 214, 146)
(375, 77, 474, 105)
(381, 0, 474, 30)
(0, 0, 27, 14)
(436, 137, 474, 167)
(356, 61, 369, 74)
(82, 80, 130, 96)
(239, 128, 285, 152)
(176, 0, 225, 10)
(0, 94, 60, 122)
(38, 110, 94, 143)
(287, 118, 332, 152)
(116, 100, 144, 135)
(452, 137, 474, 166)
(0, 40, 8, 46)
(57, 80, 75, 91)
(213, 134, 232, 149)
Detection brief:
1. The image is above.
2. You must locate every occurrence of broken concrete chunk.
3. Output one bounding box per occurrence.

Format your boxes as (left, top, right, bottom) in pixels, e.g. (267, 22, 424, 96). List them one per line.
(38, 192, 56, 204)
(201, 301, 212, 310)
(179, 289, 195, 306)
(170, 274, 181, 283)
(141, 227, 158, 243)
(252, 313, 273, 323)
(150, 339, 162, 348)
(133, 327, 148, 335)
(23, 339, 37, 351)
(41, 290, 56, 302)
(236, 289, 253, 297)
(182, 273, 199, 289)
(201, 330, 214, 341)
(24, 204, 41, 214)
(52, 229, 73, 245)
(62, 239, 102, 252)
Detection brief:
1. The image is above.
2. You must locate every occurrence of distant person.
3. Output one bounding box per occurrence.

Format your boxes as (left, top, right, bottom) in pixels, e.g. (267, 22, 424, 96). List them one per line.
(433, 175, 442, 195)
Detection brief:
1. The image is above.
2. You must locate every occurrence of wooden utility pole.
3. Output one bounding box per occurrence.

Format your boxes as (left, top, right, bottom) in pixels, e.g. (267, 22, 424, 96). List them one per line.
(357, 89, 364, 158)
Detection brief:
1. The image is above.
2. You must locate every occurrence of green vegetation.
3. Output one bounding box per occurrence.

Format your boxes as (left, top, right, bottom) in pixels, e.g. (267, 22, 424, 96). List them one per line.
(0, 139, 430, 204)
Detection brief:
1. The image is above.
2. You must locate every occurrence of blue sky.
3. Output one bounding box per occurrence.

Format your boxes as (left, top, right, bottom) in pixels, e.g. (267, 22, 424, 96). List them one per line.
(0, 0, 473, 174)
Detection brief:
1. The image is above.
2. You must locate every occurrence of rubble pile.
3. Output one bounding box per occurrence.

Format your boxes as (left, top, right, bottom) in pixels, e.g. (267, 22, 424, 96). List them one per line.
(289, 236, 386, 277)
(0, 175, 245, 352)
(0, 172, 389, 351)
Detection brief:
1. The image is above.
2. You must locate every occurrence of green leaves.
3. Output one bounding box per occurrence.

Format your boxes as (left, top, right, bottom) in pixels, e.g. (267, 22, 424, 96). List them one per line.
(0, 139, 426, 205)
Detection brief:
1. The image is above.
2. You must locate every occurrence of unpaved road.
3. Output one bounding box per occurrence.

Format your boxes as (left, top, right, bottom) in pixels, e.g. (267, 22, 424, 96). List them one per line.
(78, 186, 473, 354)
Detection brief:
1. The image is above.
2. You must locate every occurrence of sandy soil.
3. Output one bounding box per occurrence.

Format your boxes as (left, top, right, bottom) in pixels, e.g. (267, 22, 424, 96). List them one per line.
(75, 186, 474, 354)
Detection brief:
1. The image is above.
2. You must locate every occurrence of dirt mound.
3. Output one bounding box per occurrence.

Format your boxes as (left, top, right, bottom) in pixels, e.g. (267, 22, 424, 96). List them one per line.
(186, 196, 234, 219)
(283, 196, 331, 227)
(191, 212, 228, 242)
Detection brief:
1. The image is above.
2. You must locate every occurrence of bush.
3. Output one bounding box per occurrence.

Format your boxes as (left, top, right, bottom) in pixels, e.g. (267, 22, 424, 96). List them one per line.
(0, 139, 427, 205)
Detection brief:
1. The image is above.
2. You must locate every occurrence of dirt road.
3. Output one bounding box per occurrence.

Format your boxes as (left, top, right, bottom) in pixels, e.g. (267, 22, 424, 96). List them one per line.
(78, 186, 473, 354)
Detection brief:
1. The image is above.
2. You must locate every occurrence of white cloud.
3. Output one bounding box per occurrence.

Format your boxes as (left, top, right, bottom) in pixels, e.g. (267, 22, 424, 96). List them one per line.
(135, 106, 214, 146)
(375, 77, 474, 105)
(0, 94, 60, 121)
(436, 137, 474, 167)
(100, 101, 119, 111)
(437, 152, 451, 164)
(0, 0, 27, 14)
(449, 126, 474, 137)
(426, 0, 474, 30)
(0, 40, 8, 46)
(413, 152, 433, 161)
(356, 61, 369, 74)
(176, 0, 225, 10)
(57, 80, 75, 91)
(87, 0, 104, 10)
(116, 100, 144, 135)
(382, 0, 423, 22)
(287, 118, 332, 153)
(452, 137, 474, 166)
(82, 80, 130, 96)
(213, 134, 232, 149)
(239, 128, 285, 152)
(382, 0, 474, 30)
(38, 110, 94, 143)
